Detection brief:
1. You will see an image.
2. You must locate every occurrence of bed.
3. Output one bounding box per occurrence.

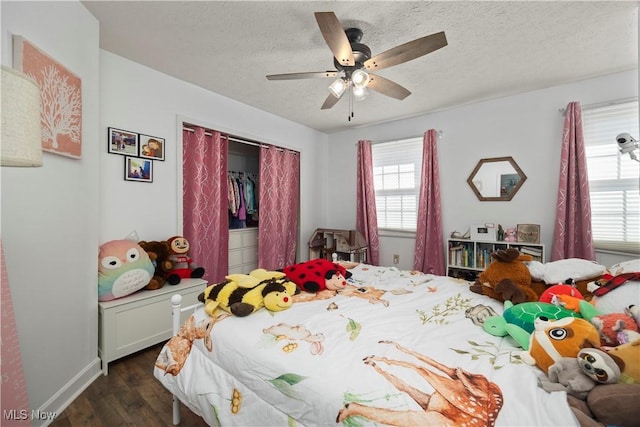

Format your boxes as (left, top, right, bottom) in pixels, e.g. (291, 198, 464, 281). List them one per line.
(153, 263, 579, 426)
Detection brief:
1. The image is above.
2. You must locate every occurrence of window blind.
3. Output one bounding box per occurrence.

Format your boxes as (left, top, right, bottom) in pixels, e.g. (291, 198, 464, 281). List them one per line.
(372, 137, 423, 231)
(583, 100, 640, 254)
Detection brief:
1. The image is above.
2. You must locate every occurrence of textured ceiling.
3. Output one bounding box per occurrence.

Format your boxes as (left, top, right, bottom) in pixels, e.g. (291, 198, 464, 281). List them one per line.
(82, 1, 639, 133)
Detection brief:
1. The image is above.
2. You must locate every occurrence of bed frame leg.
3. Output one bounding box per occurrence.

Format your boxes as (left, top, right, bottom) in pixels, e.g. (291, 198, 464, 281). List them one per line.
(172, 395, 181, 425)
(171, 294, 183, 425)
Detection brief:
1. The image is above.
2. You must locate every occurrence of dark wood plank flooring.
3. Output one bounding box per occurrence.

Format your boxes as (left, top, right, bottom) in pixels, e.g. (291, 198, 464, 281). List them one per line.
(50, 343, 208, 427)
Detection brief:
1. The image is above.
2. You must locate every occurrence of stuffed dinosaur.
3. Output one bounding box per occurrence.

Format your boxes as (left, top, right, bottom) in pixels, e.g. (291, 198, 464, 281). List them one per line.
(198, 269, 297, 317)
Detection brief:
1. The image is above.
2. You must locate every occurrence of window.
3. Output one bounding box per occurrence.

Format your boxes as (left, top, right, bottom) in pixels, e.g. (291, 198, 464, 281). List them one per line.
(583, 99, 639, 254)
(372, 137, 423, 232)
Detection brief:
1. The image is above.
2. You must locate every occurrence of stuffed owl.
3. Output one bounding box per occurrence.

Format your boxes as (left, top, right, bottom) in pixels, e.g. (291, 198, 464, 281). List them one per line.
(98, 239, 154, 301)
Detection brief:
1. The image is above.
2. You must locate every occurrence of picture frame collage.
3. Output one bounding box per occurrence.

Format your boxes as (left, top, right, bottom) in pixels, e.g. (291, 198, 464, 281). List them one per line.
(108, 127, 165, 183)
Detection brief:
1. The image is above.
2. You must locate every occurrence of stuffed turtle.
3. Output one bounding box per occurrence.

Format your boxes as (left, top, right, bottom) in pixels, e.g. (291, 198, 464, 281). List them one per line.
(483, 300, 581, 349)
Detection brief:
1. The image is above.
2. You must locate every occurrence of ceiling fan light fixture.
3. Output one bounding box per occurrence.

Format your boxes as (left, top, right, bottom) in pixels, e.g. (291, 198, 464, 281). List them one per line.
(328, 78, 347, 98)
(352, 86, 369, 101)
(351, 69, 370, 89)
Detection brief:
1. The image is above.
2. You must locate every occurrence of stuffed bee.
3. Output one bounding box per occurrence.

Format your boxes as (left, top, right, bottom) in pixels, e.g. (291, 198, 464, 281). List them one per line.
(198, 269, 297, 317)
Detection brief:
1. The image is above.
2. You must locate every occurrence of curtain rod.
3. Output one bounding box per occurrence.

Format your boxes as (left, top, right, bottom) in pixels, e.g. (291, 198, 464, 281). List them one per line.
(558, 97, 638, 116)
(361, 130, 443, 146)
(182, 125, 262, 147)
(182, 125, 298, 154)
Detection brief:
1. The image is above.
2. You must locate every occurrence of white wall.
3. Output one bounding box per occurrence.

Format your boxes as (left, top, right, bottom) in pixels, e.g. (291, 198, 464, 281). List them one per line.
(1, 1, 101, 422)
(98, 50, 329, 262)
(326, 70, 638, 269)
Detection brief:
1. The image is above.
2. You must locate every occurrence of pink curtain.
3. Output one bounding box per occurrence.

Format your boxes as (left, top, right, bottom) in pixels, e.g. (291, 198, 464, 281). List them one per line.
(551, 102, 595, 261)
(258, 145, 300, 270)
(413, 130, 445, 274)
(182, 127, 229, 282)
(356, 140, 380, 265)
(1, 242, 31, 427)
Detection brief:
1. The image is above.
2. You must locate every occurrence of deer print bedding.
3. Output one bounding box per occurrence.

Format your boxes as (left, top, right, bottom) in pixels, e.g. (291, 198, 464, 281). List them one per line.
(153, 264, 578, 426)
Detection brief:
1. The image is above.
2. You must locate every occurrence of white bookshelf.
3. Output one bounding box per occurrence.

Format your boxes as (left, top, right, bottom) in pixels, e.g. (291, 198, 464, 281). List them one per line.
(447, 238, 544, 279)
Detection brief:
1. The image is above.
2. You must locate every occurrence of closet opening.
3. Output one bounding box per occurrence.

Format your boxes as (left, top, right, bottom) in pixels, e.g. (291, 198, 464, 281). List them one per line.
(181, 123, 300, 277)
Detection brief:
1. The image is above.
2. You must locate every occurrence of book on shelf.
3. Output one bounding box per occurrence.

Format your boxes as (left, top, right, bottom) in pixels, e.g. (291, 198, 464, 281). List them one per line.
(519, 246, 543, 257)
(449, 245, 473, 267)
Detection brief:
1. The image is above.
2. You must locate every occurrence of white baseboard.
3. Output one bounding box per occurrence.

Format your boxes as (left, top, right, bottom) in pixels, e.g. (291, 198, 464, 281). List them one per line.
(35, 357, 101, 427)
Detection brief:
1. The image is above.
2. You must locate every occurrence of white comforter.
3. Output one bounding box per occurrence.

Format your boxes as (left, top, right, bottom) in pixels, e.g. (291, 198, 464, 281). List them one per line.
(154, 264, 577, 426)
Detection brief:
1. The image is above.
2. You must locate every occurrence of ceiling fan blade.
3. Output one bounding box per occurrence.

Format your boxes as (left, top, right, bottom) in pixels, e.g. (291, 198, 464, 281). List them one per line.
(368, 74, 411, 100)
(267, 71, 338, 80)
(314, 12, 355, 67)
(321, 93, 342, 110)
(364, 31, 447, 71)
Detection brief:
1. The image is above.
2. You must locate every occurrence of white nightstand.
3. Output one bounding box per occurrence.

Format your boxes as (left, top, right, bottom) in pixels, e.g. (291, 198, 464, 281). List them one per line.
(98, 278, 207, 375)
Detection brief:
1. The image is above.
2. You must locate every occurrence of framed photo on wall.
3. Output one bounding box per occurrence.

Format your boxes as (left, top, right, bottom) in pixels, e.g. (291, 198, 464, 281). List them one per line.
(139, 134, 165, 161)
(124, 156, 153, 183)
(108, 127, 139, 156)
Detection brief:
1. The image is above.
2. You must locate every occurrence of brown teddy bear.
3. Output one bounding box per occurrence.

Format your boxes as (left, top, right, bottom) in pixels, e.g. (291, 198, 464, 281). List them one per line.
(469, 248, 538, 304)
(138, 240, 172, 290)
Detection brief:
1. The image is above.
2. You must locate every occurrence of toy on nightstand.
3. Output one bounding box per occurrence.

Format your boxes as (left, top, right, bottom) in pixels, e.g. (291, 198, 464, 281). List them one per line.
(165, 236, 205, 285)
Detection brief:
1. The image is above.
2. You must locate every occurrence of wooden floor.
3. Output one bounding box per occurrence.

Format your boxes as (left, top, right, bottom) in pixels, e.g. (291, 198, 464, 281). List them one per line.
(50, 343, 208, 427)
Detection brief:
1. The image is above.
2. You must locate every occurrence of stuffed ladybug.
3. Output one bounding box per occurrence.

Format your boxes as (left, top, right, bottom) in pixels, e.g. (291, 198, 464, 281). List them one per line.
(283, 258, 352, 293)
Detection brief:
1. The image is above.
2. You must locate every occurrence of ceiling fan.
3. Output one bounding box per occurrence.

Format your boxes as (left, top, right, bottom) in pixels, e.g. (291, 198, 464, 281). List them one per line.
(266, 12, 447, 115)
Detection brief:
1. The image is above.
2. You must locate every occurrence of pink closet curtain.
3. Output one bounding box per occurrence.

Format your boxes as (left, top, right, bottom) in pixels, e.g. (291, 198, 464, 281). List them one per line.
(551, 102, 595, 261)
(356, 140, 380, 265)
(258, 145, 300, 270)
(413, 130, 445, 275)
(182, 127, 229, 282)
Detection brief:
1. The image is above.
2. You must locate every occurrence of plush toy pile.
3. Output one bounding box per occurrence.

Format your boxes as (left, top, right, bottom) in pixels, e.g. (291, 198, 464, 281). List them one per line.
(471, 256, 640, 427)
(528, 261, 640, 427)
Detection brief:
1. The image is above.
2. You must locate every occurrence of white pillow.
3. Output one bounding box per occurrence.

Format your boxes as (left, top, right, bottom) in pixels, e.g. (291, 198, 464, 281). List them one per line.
(608, 259, 640, 276)
(527, 258, 607, 284)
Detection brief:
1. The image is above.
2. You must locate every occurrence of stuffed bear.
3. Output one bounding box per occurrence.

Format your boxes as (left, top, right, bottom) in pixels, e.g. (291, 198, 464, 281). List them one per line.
(198, 269, 297, 317)
(98, 239, 155, 301)
(283, 258, 352, 293)
(504, 228, 517, 242)
(165, 236, 205, 285)
(138, 240, 172, 290)
(470, 248, 538, 304)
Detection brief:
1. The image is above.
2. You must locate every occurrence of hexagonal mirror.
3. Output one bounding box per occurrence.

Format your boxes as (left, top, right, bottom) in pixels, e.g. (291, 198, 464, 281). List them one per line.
(467, 156, 527, 201)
